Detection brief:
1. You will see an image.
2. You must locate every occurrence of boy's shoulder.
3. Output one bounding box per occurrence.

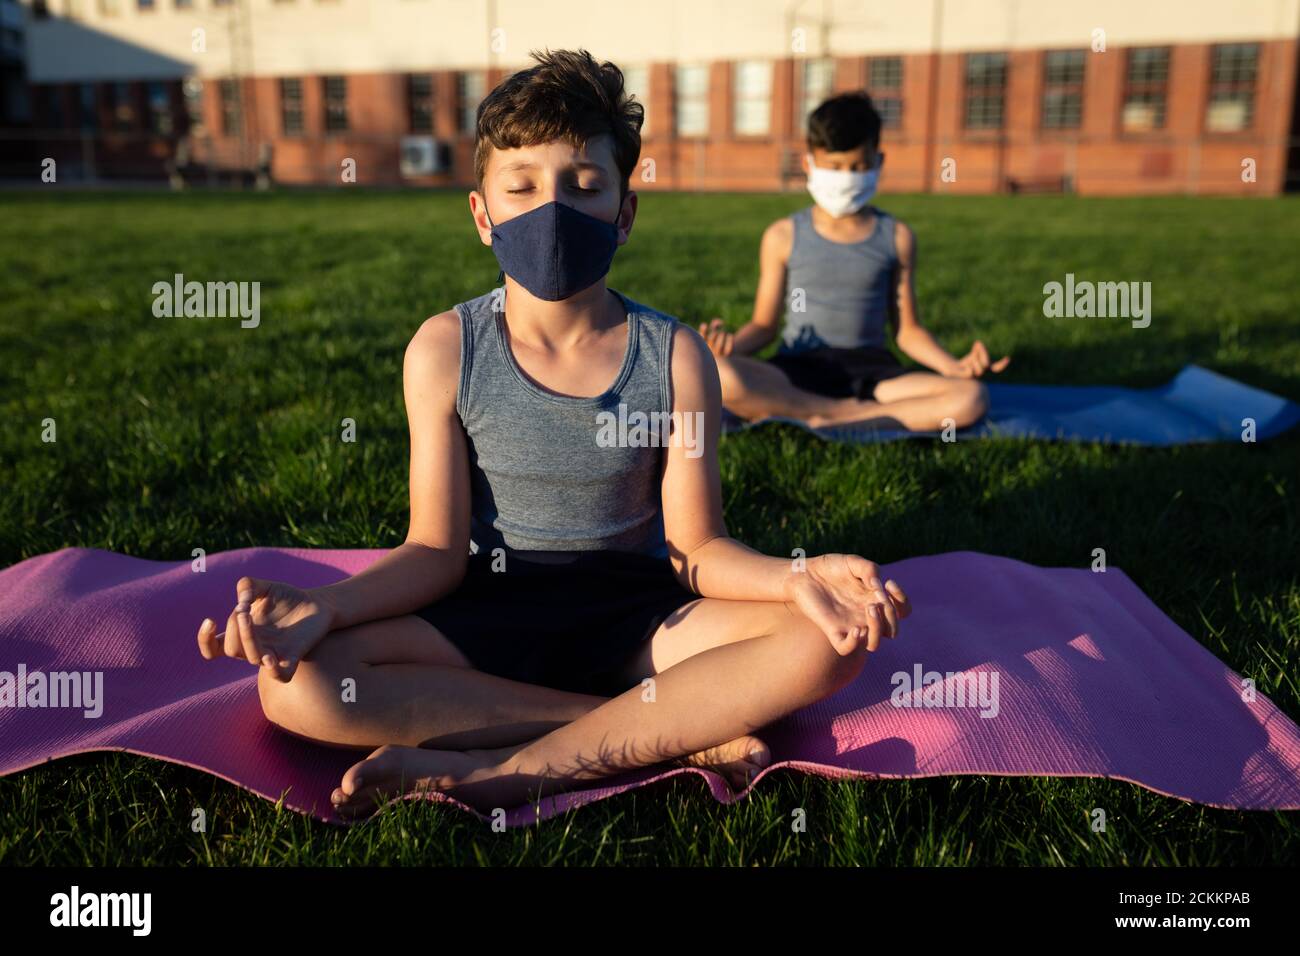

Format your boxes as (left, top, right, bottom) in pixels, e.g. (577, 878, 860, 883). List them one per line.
(766, 210, 800, 237)
(407, 304, 464, 382)
(887, 212, 915, 257)
(411, 286, 500, 344)
(756, 212, 798, 262)
(414, 306, 461, 337)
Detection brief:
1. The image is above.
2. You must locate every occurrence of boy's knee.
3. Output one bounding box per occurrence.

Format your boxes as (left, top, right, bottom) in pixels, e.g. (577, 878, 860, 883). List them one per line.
(949, 379, 989, 427)
(256, 662, 297, 727)
(779, 607, 869, 691)
(824, 633, 871, 690)
(257, 658, 348, 737)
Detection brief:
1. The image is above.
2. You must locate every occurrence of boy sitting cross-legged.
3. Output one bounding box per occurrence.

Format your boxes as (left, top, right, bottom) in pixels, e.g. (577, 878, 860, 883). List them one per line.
(196, 50, 910, 818)
(699, 91, 1010, 431)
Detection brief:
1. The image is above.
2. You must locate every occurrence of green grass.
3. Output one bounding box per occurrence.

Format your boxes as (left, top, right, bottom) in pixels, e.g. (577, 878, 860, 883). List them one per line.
(1, 189, 1297, 865)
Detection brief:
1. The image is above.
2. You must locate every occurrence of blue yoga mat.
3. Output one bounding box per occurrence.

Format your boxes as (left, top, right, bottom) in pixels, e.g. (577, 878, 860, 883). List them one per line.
(720, 365, 1300, 446)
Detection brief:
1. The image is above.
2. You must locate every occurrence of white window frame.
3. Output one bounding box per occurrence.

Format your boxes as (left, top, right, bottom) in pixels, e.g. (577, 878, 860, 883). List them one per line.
(799, 58, 834, 133)
(732, 60, 772, 136)
(674, 63, 709, 138)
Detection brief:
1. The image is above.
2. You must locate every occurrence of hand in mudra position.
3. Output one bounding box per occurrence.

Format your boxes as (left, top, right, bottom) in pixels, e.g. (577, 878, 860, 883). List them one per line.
(783, 553, 911, 655)
(953, 340, 1010, 378)
(196, 575, 335, 682)
(697, 317, 735, 358)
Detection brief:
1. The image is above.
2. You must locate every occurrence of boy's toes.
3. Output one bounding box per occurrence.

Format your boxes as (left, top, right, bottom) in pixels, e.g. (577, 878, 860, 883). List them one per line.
(331, 745, 415, 820)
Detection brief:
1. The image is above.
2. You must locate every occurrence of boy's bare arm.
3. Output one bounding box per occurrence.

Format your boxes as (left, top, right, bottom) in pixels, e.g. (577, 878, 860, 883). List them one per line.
(699, 217, 792, 358)
(891, 221, 1009, 377)
(889, 221, 963, 375)
(659, 323, 909, 647)
(660, 327, 904, 634)
(658, 323, 786, 600)
(309, 310, 473, 630)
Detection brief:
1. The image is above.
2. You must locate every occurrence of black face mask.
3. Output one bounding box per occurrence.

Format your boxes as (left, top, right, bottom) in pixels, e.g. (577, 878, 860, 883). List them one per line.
(485, 199, 620, 301)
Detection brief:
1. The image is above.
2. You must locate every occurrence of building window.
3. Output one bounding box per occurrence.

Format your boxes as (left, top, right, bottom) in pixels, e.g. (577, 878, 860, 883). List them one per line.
(108, 82, 136, 131)
(407, 74, 433, 133)
(1041, 49, 1085, 129)
(799, 58, 834, 133)
(219, 78, 241, 136)
(279, 78, 303, 135)
(146, 81, 172, 135)
(1206, 43, 1258, 132)
(622, 65, 649, 137)
(182, 77, 204, 134)
(175, 0, 194, 8)
(963, 52, 1006, 129)
(867, 57, 903, 129)
(323, 75, 348, 132)
(675, 63, 709, 137)
(731, 60, 772, 136)
(1121, 47, 1170, 131)
(78, 83, 98, 130)
(457, 71, 484, 133)
(137, 0, 156, 11)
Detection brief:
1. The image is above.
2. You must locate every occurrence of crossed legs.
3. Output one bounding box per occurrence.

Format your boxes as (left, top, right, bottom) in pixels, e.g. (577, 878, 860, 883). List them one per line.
(715, 354, 988, 431)
(257, 596, 872, 817)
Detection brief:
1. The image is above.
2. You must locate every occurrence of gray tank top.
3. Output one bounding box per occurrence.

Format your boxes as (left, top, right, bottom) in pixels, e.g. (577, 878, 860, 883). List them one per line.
(453, 285, 677, 559)
(779, 204, 898, 354)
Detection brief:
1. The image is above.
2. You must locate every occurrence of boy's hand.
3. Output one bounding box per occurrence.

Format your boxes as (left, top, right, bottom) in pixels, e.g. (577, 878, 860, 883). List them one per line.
(696, 318, 735, 358)
(196, 575, 336, 682)
(782, 554, 911, 655)
(953, 340, 1010, 378)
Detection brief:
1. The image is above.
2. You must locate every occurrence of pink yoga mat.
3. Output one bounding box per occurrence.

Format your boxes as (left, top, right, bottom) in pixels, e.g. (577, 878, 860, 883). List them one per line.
(2, 546, 1299, 827)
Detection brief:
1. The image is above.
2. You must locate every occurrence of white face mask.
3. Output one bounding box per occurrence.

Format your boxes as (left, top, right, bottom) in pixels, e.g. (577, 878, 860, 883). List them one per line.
(805, 153, 880, 218)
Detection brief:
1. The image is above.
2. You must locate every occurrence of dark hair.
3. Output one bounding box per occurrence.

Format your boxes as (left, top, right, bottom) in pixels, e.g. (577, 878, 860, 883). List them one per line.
(473, 48, 644, 199)
(806, 91, 882, 154)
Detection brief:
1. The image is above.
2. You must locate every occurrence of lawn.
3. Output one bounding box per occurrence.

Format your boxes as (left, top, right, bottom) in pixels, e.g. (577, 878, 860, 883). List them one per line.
(0, 189, 1297, 865)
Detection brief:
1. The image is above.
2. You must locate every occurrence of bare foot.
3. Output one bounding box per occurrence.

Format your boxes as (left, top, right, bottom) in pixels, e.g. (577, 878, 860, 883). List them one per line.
(676, 734, 771, 792)
(332, 736, 773, 821)
(330, 744, 506, 820)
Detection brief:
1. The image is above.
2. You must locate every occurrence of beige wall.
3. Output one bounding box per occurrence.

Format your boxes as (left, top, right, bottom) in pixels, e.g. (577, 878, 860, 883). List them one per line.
(22, 0, 1300, 82)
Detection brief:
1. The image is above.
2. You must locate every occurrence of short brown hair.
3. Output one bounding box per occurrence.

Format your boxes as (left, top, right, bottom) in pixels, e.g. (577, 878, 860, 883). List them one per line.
(473, 48, 644, 200)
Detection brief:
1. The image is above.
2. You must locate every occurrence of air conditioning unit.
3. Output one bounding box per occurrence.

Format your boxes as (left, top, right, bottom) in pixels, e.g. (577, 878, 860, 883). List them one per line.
(400, 136, 450, 177)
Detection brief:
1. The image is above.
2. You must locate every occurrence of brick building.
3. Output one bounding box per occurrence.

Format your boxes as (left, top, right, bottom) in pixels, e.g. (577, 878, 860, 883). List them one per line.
(8, 0, 1300, 194)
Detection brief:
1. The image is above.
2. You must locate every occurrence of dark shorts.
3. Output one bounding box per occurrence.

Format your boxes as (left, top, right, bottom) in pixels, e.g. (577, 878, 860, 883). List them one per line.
(413, 548, 700, 697)
(769, 346, 911, 400)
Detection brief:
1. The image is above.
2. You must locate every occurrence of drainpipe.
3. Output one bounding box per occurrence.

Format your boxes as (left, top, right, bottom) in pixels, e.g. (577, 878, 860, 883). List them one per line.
(923, 0, 943, 192)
